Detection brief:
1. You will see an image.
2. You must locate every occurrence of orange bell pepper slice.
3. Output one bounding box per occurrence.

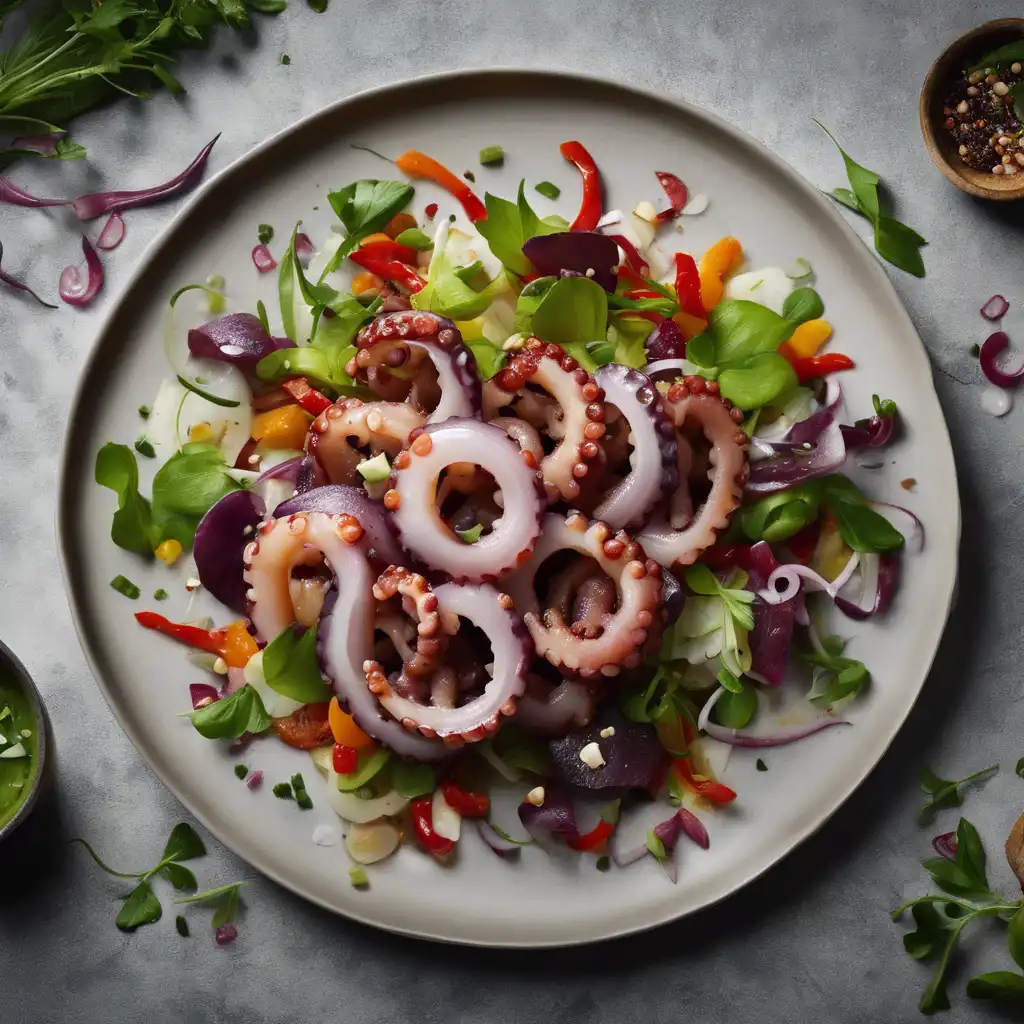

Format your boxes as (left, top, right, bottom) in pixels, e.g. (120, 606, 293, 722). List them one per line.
(698, 236, 743, 312)
(222, 620, 258, 668)
(251, 404, 312, 450)
(394, 150, 487, 222)
(328, 696, 375, 749)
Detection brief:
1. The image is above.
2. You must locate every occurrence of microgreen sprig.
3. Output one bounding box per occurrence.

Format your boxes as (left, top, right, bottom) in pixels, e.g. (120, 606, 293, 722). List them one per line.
(72, 823, 205, 931)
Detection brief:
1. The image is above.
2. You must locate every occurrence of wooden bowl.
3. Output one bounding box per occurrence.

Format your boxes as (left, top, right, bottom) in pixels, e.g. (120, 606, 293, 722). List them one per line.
(920, 18, 1024, 200)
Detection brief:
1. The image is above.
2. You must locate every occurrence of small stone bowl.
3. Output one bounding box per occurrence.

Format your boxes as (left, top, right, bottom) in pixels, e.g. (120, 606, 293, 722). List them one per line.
(920, 18, 1024, 201)
(0, 640, 52, 845)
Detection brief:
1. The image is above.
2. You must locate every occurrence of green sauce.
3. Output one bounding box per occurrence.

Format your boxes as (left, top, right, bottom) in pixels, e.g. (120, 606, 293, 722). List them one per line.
(0, 672, 38, 830)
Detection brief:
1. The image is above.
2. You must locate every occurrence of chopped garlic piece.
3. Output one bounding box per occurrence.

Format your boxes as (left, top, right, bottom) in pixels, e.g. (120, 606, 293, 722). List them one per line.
(185, 577, 202, 591)
(599, 726, 616, 739)
(633, 200, 658, 225)
(526, 786, 546, 807)
(213, 657, 228, 675)
(579, 742, 606, 769)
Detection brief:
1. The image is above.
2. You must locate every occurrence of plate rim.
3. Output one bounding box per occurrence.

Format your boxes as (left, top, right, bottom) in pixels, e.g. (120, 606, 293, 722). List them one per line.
(55, 66, 961, 948)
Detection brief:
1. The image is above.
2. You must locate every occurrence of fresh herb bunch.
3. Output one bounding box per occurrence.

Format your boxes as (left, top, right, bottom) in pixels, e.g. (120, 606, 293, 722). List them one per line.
(893, 816, 1024, 1013)
(816, 122, 927, 278)
(0, 0, 287, 161)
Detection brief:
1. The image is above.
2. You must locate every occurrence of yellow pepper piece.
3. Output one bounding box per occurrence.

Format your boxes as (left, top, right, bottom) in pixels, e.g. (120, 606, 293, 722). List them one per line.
(812, 509, 854, 582)
(155, 539, 183, 565)
(251, 403, 312, 450)
(223, 620, 258, 668)
(787, 319, 833, 359)
(698, 236, 743, 312)
(328, 696, 375, 749)
(351, 271, 384, 297)
(188, 422, 214, 444)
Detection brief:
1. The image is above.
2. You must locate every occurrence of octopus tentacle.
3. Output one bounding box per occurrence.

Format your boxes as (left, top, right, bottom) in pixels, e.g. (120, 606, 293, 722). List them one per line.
(353, 310, 482, 422)
(385, 418, 545, 583)
(305, 398, 425, 485)
(516, 674, 599, 734)
(372, 565, 458, 676)
(490, 415, 545, 467)
(638, 376, 748, 568)
(505, 512, 663, 679)
(243, 511, 446, 759)
(482, 338, 606, 503)
(591, 363, 678, 529)
(365, 582, 531, 746)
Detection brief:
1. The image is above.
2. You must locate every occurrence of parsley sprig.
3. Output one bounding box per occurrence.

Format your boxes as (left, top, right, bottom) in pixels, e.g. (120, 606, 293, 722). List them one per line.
(72, 823, 206, 931)
(917, 764, 998, 826)
(893, 818, 1024, 1013)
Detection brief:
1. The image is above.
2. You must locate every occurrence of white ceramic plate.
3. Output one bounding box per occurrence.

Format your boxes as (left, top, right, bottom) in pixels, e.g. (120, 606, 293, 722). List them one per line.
(57, 70, 959, 947)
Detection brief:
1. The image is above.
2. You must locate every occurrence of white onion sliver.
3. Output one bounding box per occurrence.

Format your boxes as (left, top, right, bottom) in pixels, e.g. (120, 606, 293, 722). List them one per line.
(681, 193, 708, 216)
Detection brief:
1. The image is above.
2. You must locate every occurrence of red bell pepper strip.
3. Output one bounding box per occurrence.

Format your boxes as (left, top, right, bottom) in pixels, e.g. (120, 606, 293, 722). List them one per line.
(607, 233, 650, 275)
(394, 150, 487, 223)
(625, 288, 665, 301)
(281, 377, 332, 416)
(672, 757, 738, 805)
(350, 245, 424, 294)
(787, 352, 855, 383)
(355, 238, 417, 263)
(410, 796, 455, 857)
(559, 140, 602, 231)
(674, 252, 705, 319)
(567, 818, 615, 852)
(441, 781, 489, 818)
(135, 611, 227, 656)
(786, 522, 821, 565)
(655, 170, 688, 224)
(333, 743, 358, 775)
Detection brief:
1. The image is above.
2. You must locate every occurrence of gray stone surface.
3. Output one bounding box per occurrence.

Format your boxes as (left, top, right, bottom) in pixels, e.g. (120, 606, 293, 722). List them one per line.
(0, 0, 1022, 1020)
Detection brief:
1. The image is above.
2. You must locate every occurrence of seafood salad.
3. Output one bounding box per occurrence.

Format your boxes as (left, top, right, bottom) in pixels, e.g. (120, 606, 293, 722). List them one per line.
(96, 140, 920, 878)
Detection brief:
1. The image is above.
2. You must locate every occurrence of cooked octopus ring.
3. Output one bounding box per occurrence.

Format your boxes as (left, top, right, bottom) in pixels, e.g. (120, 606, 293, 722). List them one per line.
(638, 376, 748, 568)
(364, 581, 531, 746)
(384, 418, 545, 583)
(505, 511, 663, 679)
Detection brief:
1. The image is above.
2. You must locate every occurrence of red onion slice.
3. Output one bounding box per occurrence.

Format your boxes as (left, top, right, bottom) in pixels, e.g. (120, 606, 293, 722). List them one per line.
(9, 134, 61, 156)
(698, 687, 850, 748)
(474, 819, 525, 857)
(981, 294, 1009, 321)
(644, 319, 686, 365)
(190, 683, 219, 709)
(251, 244, 277, 273)
(932, 831, 957, 861)
(759, 550, 860, 605)
(188, 313, 284, 367)
(980, 331, 1024, 389)
(95, 212, 125, 251)
(72, 135, 219, 220)
(592, 364, 678, 529)
(654, 170, 688, 224)
(194, 490, 266, 613)
(746, 379, 847, 495)
(676, 807, 710, 849)
(246, 769, 264, 790)
(0, 177, 67, 208)
(58, 236, 103, 307)
(295, 232, 314, 267)
(0, 241, 57, 309)
(522, 231, 619, 291)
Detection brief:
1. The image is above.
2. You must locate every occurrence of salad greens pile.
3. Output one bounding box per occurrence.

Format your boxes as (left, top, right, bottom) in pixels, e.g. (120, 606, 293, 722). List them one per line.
(0, 0, 286, 166)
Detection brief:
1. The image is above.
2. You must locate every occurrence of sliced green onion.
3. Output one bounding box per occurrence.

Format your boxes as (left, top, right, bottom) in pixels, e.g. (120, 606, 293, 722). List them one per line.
(535, 181, 561, 200)
(645, 829, 666, 860)
(784, 258, 813, 280)
(170, 282, 226, 315)
(110, 575, 141, 599)
(177, 375, 240, 408)
(256, 298, 270, 333)
(175, 915, 189, 936)
(349, 866, 369, 887)
(138, 405, 151, 419)
(456, 523, 484, 544)
(257, 224, 274, 245)
(272, 782, 293, 799)
(154, 589, 168, 601)
(356, 452, 391, 483)
(479, 145, 505, 166)
(134, 437, 155, 459)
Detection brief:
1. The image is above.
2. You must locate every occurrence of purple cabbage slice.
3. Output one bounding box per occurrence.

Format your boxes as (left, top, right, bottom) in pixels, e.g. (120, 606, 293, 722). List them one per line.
(522, 231, 618, 292)
(193, 490, 265, 613)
